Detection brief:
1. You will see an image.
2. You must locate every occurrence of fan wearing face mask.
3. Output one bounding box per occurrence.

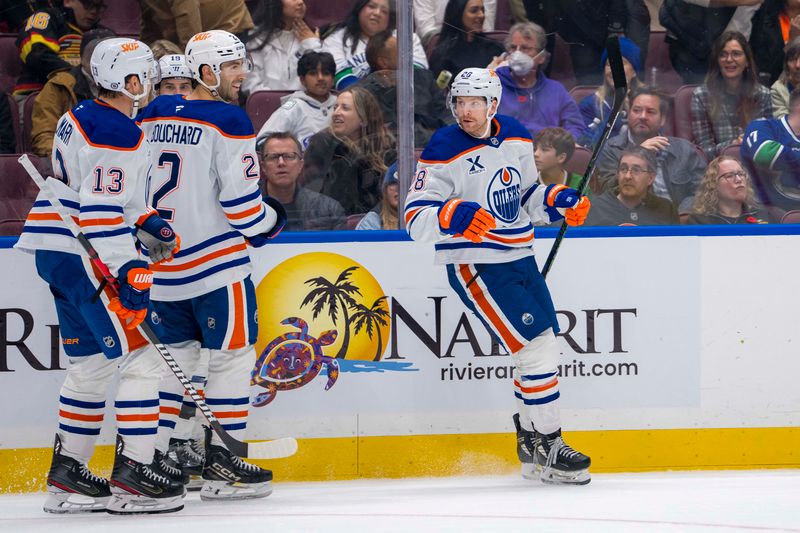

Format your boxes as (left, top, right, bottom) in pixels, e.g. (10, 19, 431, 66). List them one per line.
(494, 22, 585, 140)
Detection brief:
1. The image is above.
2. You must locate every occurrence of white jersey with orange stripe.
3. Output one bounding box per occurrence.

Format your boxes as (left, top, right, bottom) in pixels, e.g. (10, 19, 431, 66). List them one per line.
(137, 95, 276, 301)
(404, 115, 561, 265)
(16, 98, 150, 276)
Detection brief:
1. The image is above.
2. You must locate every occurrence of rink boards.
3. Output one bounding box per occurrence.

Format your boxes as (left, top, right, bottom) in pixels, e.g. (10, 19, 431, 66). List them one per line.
(0, 227, 798, 492)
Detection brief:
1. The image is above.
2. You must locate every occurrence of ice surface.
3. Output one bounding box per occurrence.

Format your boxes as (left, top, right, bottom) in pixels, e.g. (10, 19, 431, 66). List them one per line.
(1, 470, 798, 532)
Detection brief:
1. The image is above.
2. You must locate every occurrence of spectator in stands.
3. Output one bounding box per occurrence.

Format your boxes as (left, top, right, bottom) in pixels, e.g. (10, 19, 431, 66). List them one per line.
(0, 91, 15, 154)
(242, 0, 323, 95)
(597, 87, 706, 213)
(495, 22, 584, 139)
(414, 0, 498, 46)
(260, 131, 346, 231)
(149, 39, 182, 60)
(741, 86, 800, 212)
(356, 163, 399, 230)
(303, 86, 396, 215)
(0, 0, 56, 34)
(691, 31, 772, 161)
(687, 156, 770, 224)
(155, 54, 192, 96)
(256, 51, 336, 150)
(30, 27, 114, 157)
(770, 37, 800, 117)
(14, 0, 105, 96)
(578, 37, 642, 149)
(533, 127, 583, 189)
(553, 0, 650, 86)
(585, 147, 679, 225)
(749, 0, 800, 86)
(428, 0, 505, 83)
(322, 0, 428, 90)
(359, 31, 452, 147)
(140, 0, 253, 49)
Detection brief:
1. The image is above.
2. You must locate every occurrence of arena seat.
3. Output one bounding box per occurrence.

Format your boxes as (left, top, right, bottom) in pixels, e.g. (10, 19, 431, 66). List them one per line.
(569, 85, 597, 105)
(99, 0, 142, 36)
(347, 213, 365, 230)
(780, 210, 800, 223)
(245, 90, 292, 133)
(644, 31, 684, 93)
(721, 143, 743, 161)
(0, 154, 45, 229)
(305, 1, 351, 33)
(20, 91, 38, 153)
(6, 92, 21, 152)
(0, 219, 25, 236)
(563, 146, 603, 194)
(0, 34, 22, 94)
(494, 0, 513, 31)
(671, 84, 698, 142)
(550, 34, 576, 91)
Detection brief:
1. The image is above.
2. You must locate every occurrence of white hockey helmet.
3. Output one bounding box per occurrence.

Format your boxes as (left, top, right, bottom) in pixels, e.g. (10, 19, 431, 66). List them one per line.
(91, 38, 159, 114)
(158, 54, 192, 81)
(184, 30, 251, 98)
(448, 68, 503, 122)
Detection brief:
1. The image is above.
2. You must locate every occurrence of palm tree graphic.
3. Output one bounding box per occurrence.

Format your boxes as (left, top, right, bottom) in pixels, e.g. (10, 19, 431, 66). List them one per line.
(301, 266, 361, 359)
(350, 296, 390, 361)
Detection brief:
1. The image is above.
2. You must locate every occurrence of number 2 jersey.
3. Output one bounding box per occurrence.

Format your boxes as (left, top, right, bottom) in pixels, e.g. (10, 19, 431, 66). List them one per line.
(137, 95, 275, 301)
(404, 114, 563, 265)
(16, 99, 150, 276)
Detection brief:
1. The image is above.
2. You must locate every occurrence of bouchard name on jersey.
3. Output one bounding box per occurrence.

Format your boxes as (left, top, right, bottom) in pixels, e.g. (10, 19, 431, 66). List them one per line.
(404, 114, 564, 265)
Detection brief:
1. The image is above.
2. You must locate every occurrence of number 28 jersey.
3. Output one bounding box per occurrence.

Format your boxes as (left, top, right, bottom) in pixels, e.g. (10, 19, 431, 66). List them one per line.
(138, 95, 272, 301)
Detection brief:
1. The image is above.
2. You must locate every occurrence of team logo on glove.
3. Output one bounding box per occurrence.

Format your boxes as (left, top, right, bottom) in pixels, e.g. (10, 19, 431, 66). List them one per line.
(160, 227, 174, 238)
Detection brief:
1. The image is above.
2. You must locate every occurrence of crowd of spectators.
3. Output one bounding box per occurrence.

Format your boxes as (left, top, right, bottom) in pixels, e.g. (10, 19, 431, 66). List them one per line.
(2, 0, 800, 233)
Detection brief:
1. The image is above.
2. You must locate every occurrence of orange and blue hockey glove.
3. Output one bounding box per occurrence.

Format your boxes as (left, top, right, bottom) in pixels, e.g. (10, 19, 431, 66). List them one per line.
(438, 199, 496, 243)
(565, 196, 591, 226)
(135, 210, 180, 264)
(107, 260, 153, 330)
(544, 184, 590, 226)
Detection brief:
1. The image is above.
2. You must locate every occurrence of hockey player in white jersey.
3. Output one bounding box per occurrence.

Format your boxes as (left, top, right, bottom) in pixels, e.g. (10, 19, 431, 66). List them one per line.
(404, 68, 593, 485)
(155, 54, 193, 96)
(138, 30, 285, 500)
(16, 37, 184, 514)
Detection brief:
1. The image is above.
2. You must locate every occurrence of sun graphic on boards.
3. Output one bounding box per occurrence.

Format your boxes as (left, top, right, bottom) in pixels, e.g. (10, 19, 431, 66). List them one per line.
(254, 252, 391, 362)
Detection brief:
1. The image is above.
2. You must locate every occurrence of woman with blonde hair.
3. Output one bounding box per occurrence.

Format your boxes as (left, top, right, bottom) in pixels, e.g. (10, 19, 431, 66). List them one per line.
(687, 156, 770, 224)
(357, 163, 400, 230)
(303, 86, 396, 215)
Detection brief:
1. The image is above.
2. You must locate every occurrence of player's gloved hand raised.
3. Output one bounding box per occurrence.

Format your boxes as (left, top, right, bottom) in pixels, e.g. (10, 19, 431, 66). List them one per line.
(544, 184, 591, 226)
(246, 196, 287, 248)
(107, 260, 153, 330)
(136, 210, 181, 264)
(438, 199, 496, 243)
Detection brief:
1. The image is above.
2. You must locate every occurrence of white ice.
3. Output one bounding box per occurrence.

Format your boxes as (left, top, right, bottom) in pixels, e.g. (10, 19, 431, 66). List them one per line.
(1, 470, 799, 532)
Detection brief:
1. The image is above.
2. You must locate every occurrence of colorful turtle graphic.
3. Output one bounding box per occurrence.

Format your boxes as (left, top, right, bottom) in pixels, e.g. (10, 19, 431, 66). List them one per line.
(251, 317, 339, 407)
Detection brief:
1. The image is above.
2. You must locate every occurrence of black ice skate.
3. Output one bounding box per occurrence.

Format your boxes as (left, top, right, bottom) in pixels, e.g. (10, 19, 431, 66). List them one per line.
(168, 438, 205, 491)
(534, 429, 591, 485)
(106, 436, 184, 514)
(201, 429, 272, 501)
(43, 434, 111, 514)
(513, 414, 540, 481)
(150, 448, 190, 486)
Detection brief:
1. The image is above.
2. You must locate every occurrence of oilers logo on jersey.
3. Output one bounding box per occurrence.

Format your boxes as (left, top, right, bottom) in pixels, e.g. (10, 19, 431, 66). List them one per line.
(487, 167, 521, 223)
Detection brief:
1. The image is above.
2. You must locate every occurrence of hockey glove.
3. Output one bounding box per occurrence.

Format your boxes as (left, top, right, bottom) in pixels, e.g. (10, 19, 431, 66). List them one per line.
(544, 184, 581, 209)
(564, 196, 591, 226)
(246, 196, 288, 248)
(107, 260, 153, 330)
(438, 199, 496, 243)
(135, 210, 181, 264)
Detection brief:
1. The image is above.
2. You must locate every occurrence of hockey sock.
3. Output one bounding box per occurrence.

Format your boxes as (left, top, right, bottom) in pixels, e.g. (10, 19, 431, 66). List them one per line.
(57, 354, 117, 463)
(511, 329, 562, 436)
(204, 346, 255, 447)
(155, 340, 202, 452)
(114, 346, 165, 464)
(512, 367, 536, 432)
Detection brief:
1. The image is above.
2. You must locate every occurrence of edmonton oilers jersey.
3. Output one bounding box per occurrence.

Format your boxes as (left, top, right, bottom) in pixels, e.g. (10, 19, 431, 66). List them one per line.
(404, 114, 560, 265)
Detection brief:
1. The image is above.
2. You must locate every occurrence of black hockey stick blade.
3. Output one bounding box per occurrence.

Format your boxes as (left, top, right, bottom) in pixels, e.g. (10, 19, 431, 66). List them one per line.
(541, 36, 627, 279)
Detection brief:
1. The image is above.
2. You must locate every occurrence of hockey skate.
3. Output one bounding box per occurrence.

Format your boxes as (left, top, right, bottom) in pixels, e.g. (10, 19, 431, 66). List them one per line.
(512, 414, 540, 481)
(534, 430, 591, 485)
(167, 438, 205, 491)
(200, 429, 272, 501)
(150, 448, 190, 487)
(43, 435, 111, 514)
(106, 436, 185, 514)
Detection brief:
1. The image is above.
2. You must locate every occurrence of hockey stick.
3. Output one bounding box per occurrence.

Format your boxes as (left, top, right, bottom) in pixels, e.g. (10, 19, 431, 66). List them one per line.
(18, 154, 297, 461)
(540, 36, 628, 279)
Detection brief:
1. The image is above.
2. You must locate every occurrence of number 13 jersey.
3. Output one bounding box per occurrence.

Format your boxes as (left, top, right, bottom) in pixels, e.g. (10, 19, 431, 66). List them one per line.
(138, 95, 272, 301)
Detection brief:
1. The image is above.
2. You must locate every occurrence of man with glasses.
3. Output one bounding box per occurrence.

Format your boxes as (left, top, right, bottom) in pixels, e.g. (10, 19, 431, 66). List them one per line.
(494, 22, 584, 140)
(742, 87, 800, 213)
(14, 0, 106, 95)
(260, 131, 346, 231)
(596, 87, 706, 214)
(586, 147, 678, 225)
